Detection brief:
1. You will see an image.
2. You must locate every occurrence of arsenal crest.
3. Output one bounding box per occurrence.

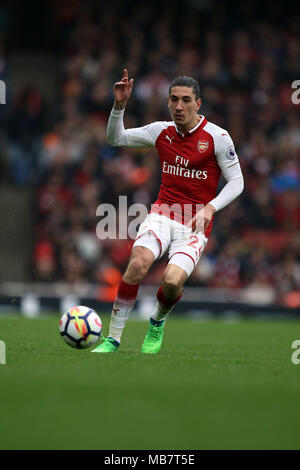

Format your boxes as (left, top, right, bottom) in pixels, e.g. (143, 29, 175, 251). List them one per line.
(197, 140, 209, 153)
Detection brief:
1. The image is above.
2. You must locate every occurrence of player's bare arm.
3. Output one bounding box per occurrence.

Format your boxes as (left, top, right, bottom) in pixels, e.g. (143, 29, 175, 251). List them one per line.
(113, 68, 134, 110)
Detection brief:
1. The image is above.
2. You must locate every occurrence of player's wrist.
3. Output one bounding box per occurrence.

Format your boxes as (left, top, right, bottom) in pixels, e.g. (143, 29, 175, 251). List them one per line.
(113, 101, 127, 110)
(206, 203, 216, 213)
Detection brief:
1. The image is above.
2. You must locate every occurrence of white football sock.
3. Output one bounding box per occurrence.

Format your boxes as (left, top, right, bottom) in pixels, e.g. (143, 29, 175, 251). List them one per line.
(108, 299, 135, 343)
(108, 280, 139, 343)
(151, 286, 183, 322)
(151, 301, 173, 322)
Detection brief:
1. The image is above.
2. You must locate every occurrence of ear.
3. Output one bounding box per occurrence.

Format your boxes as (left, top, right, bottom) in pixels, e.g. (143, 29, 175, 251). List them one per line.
(196, 98, 202, 111)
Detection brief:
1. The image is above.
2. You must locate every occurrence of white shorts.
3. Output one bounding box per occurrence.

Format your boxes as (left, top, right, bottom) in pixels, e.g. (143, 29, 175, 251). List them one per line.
(133, 213, 208, 277)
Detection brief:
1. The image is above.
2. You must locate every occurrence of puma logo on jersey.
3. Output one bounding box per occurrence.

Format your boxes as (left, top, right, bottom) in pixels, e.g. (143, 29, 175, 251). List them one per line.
(165, 135, 174, 144)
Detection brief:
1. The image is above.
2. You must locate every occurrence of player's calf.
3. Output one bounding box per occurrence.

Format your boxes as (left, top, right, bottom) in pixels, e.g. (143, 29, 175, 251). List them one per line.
(161, 263, 187, 300)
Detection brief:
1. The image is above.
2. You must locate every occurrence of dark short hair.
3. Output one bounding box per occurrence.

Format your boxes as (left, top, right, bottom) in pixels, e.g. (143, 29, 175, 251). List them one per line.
(169, 76, 200, 100)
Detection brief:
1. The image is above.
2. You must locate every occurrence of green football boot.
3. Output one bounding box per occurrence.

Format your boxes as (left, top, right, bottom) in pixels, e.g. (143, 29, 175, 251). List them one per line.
(91, 337, 120, 353)
(141, 318, 165, 354)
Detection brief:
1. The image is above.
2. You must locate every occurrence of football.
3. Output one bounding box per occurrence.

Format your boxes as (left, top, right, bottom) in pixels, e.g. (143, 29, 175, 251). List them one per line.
(59, 306, 102, 349)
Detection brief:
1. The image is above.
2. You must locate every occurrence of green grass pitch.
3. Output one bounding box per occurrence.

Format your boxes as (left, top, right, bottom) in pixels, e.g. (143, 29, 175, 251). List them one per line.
(0, 314, 300, 450)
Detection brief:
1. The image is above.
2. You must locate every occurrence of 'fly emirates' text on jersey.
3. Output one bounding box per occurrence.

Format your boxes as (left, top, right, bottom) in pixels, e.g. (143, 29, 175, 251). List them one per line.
(107, 110, 244, 237)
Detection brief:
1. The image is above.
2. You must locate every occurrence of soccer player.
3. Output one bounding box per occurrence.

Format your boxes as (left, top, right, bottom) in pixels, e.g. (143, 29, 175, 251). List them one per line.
(91, 69, 244, 354)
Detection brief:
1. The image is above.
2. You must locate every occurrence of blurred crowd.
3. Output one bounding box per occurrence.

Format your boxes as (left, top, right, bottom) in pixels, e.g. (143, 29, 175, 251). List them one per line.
(1, 0, 300, 306)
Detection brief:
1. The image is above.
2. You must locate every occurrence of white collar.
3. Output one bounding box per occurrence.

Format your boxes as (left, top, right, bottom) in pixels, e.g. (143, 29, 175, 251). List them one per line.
(174, 115, 205, 136)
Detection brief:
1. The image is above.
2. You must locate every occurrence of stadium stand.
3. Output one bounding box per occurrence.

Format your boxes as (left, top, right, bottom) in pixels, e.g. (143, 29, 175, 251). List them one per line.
(1, 0, 300, 308)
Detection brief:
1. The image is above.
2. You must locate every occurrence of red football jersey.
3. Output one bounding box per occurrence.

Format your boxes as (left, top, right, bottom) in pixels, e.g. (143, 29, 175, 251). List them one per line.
(107, 111, 241, 237)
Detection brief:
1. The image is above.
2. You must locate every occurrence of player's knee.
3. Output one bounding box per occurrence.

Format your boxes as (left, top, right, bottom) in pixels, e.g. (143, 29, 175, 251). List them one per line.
(164, 267, 186, 287)
(125, 257, 151, 282)
(130, 257, 149, 274)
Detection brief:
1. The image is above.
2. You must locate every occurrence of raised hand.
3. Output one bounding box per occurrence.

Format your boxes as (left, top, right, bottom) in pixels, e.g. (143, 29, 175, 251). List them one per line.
(113, 69, 134, 109)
